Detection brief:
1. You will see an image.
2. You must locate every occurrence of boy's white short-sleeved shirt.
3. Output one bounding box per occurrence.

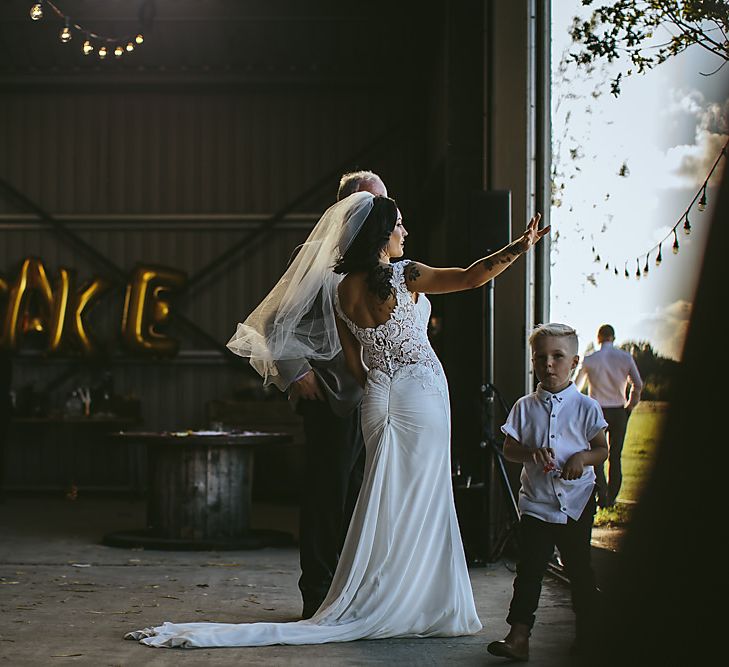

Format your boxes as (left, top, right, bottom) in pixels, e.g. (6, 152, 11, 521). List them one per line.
(501, 382, 608, 524)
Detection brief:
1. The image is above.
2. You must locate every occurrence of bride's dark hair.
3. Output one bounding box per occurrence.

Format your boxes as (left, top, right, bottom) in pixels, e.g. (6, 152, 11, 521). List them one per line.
(333, 196, 399, 301)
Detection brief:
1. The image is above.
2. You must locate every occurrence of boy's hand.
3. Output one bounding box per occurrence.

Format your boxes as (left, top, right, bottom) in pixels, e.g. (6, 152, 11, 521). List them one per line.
(561, 452, 585, 480)
(531, 448, 555, 467)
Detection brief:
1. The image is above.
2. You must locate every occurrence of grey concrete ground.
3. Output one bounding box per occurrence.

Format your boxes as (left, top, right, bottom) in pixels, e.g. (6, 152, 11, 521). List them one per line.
(0, 497, 585, 666)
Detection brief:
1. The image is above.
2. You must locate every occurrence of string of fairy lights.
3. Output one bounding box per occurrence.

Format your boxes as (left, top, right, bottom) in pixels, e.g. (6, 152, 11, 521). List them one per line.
(28, 1, 145, 59)
(590, 139, 728, 280)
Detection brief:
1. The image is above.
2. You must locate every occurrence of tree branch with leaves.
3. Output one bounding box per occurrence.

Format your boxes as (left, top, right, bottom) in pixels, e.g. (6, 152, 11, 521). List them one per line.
(570, 0, 729, 96)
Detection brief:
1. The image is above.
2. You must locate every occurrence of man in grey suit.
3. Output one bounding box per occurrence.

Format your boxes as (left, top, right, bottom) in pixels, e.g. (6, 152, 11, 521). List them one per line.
(291, 171, 387, 618)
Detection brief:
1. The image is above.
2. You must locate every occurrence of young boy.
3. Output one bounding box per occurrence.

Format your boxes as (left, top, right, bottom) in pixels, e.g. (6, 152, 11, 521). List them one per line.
(487, 323, 608, 661)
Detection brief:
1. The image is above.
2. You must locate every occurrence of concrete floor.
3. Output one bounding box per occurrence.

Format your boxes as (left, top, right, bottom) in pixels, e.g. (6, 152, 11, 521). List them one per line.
(0, 497, 586, 666)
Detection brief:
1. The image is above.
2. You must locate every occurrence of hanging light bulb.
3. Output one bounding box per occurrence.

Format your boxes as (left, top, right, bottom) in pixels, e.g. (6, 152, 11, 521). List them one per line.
(604, 262, 610, 271)
(614, 267, 619, 276)
(595, 253, 601, 262)
(98, 45, 108, 59)
(126, 41, 134, 52)
(83, 39, 93, 55)
(643, 255, 649, 275)
(698, 185, 707, 212)
(672, 229, 680, 254)
(135, 33, 144, 44)
(114, 45, 124, 58)
(624, 264, 629, 279)
(60, 19, 72, 43)
(29, 2, 43, 20)
(655, 243, 662, 266)
(635, 259, 641, 280)
(683, 212, 692, 235)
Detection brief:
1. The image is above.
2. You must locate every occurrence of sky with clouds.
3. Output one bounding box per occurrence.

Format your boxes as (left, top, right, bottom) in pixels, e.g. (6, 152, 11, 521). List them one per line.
(550, 2, 728, 360)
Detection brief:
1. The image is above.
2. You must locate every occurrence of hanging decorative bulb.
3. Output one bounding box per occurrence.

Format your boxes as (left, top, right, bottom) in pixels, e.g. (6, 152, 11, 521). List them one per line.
(683, 212, 692, 235)
(28, 4, 150, 57)
(595, 253, 601, 262)
(672, 229, 680, 254)
(655, 244, 662, 266)
(604, 262, 610, 271)
(635, 259, 641, 280)
(614, 267, 619, 276)
(698, 186, 707, 212)
(60, 19, 72, 43)
(643, 255, 649, 276)
(624, 264, 629, 279)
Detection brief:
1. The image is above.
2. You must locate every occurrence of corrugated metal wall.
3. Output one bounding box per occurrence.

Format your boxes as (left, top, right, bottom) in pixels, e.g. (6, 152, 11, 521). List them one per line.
(1, 89, 423, 431)
(0, 91, 407, 215)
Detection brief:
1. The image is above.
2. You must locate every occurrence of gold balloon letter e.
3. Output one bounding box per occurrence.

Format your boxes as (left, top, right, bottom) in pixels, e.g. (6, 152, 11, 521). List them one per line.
(121, 265, 187, 356)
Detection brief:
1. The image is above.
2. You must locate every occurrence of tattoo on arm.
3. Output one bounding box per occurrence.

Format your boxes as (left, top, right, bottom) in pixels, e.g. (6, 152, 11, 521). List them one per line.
(483, 241, 523, 270)
(404, 262, 421, 283)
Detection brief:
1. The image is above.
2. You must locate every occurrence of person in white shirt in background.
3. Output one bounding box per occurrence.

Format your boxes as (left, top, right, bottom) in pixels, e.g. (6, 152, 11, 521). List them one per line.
(487, 323, 608, 662)
(574, 324, 643, 508)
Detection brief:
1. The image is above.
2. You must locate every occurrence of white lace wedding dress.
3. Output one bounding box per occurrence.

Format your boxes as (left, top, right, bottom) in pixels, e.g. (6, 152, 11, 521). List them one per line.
(125, 260, 482, 648)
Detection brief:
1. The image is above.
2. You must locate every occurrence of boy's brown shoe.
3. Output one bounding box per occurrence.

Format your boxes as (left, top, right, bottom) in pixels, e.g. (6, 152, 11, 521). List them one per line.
(487, 637, 530, 661)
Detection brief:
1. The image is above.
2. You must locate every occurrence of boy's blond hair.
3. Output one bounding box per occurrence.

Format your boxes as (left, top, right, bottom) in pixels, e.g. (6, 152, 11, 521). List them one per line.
(528, 323, 579, 355)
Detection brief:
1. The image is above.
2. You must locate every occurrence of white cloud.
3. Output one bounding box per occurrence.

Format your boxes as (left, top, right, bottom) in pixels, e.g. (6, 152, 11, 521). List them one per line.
(663, 96, 729, 188)
(634, 300, 692, 360)
(702, 98, 729, 135)
(664, 89, 705, 117)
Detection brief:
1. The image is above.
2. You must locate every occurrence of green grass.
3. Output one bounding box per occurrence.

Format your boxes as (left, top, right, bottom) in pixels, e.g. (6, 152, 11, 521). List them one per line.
(592, 401, 667, 527)
(594, 502, 632, 528)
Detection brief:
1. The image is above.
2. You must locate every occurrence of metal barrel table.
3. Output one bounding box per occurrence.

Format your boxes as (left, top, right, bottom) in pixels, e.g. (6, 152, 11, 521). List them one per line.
(103, 430, 294, 550)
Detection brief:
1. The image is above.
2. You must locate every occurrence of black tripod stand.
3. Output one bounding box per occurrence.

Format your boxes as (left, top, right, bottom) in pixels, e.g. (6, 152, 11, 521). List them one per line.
(479, 277, 521, 562)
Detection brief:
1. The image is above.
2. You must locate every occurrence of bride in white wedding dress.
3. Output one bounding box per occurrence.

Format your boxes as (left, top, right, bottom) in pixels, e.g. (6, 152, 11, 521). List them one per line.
(125, 193, 547, 648)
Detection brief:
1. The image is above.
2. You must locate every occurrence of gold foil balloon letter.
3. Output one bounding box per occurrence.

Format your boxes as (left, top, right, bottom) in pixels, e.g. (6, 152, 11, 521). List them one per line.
(121, 265, 186, 356)
(63, 276, 110, 355)
(1, 258, 67, 351)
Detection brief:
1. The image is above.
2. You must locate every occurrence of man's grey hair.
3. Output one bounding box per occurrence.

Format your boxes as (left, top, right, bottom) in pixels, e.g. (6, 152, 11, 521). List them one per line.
(337, 170, 382, 201)
(528, 323, 579, 355)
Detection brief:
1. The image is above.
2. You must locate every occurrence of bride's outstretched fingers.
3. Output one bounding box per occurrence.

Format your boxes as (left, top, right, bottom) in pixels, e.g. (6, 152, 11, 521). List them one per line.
(517, 212, 550, 252)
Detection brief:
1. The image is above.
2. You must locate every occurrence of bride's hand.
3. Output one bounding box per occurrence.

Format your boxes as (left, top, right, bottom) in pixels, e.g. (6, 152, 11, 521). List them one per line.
(516, 213, 550, 253)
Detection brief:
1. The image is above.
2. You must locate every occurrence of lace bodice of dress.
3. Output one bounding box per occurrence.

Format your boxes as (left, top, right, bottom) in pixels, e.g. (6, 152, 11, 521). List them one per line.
(335, 260, 441, 379)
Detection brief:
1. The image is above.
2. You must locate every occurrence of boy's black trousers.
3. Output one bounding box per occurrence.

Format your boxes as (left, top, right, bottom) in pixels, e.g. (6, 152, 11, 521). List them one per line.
(507, 493, 600, 642)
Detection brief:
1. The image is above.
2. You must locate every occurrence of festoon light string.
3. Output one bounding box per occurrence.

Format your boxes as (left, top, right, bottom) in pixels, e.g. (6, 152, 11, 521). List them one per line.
(29, 1, 153, 59)
(590, 139, 728, 280)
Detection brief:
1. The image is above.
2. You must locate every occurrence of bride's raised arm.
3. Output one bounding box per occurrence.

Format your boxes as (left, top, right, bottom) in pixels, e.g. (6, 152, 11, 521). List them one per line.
(404, 213, 548, 295)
